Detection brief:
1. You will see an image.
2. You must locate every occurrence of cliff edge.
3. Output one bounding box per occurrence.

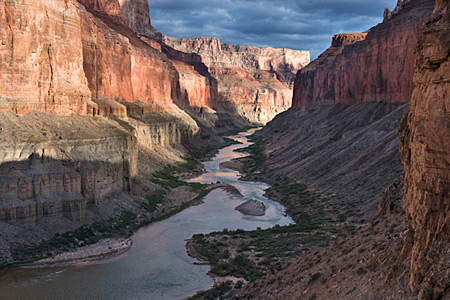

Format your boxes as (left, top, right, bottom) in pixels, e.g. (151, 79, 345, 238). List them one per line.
(164, 36, 310, 124)
(399, 0, 450, 297)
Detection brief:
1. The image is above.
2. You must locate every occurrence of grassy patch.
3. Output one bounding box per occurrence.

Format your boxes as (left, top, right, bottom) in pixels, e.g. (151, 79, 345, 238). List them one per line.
(189, 280, 243, 300)
(142, 191, 166, 212)
(187, 132, 363, 287)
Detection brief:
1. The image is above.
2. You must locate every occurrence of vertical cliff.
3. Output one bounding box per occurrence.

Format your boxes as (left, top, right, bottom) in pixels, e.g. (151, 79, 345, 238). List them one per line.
(117, 0, 162, 42)
(78, 0, 181, 109)
(0, 0, 91, 115)
(0, 0, 216, 231)
(164, 36, 310, 124)
(399, 0, 450, 297)
(292, 0, 434, 110)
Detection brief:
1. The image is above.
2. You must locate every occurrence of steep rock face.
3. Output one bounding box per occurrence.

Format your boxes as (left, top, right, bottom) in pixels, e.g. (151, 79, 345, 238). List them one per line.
(399, 0, 450, 297)
(161, 44, 218, 108)
(0, 111, 137, 224)
(79, 3, 180, 109)
(0, 0, 91, 115)
(118, 0, 162, 42)
(292, 0, 434, 110)
(257, 102, 407, 219)
(79, 0, 218, 112)
(164, 36, 310, 124)
(0, 0, 210, 227)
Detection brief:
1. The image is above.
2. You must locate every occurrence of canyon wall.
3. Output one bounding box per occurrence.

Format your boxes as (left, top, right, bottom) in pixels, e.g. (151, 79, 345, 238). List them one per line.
(0, 0, 211, 228)
(78, 1, 180, 109)
(0, 111, 137, 224)
(292, 0, 434, 110)
(399, 0, 450, 297)
(0, 0, 91, 115)
(257, 101, 408, 219)
(164, 36, 310, 124)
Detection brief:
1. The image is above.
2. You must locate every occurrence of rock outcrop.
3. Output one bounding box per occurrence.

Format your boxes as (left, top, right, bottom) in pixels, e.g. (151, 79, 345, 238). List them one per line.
(0, 0, 91, 115)
(164, 36, 310, 124)
(78, 1, 180, 109)
(235, 199, 266, 216)
(0, 0, 211, 227)
(399, 0, 450, 297)
(257, 101, 408, 219)
(292, 0, 434, 110)
(0, 111, 137, 224)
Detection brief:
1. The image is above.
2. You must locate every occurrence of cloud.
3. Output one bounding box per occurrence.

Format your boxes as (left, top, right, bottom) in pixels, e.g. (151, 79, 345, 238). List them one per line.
(149, 0, 397, 59)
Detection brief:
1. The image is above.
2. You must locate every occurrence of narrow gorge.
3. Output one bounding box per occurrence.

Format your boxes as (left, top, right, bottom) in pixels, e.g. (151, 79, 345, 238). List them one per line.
(0, 0, 449, 299)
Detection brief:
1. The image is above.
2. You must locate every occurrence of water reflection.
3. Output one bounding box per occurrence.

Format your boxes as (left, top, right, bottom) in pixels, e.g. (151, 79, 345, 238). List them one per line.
(0, 128, 293, 300)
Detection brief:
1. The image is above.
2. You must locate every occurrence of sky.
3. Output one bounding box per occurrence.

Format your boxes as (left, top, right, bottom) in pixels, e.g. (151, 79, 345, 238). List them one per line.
(149, 0, 397, 59)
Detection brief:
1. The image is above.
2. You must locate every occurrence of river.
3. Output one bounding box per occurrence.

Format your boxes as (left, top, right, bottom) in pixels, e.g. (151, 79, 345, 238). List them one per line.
(0, 128, 293, 300)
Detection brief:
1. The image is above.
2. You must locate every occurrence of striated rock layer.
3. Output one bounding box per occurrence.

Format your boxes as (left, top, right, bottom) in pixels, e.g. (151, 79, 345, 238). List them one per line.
(257, 101, 407, 219)
(0, 111, 137, 224)
(399, 0, 450, 297)
(164, 36, 310, 124)
(0, 0, 91, 115)
(0, 0, 215, 227)
(292, 0, 434, 110)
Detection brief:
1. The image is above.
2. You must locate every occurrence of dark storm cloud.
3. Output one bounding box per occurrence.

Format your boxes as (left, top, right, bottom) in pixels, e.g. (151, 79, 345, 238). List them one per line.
(149, 0, 396, 59)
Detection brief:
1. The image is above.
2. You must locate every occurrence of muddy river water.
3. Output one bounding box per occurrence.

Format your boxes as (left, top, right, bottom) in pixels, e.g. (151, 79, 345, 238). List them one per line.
(0, 128, 293, 300)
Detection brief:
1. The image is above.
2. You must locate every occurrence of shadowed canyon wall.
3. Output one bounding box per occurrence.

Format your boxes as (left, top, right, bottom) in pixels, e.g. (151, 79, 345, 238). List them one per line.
(164, 36, 310, 124)
(399, 0, 450, 297)
(235, 1, 449, 298)
(0, 0, 210, 227)
(0, 111, 137, 224)
(253, 0, 434, 219)
(292, 0, 434, 110)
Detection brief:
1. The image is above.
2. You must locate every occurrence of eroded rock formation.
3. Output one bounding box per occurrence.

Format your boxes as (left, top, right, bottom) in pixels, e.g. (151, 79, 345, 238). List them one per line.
(399, 0, 450, 297)
(0, 111, 137, 224)
(256, 101, 408, 219)
(292, 0, 434, 110)
(0, 0, 91, 115)
(164, 36, 310, 124)
(0, 0, 212, 228)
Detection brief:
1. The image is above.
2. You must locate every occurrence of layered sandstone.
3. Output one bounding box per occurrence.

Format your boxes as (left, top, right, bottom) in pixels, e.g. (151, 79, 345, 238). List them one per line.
(0, 0, 209, 228)
(399, 0, 450, 297)
(117, 0, 162, 41)
(161, 44, 218, 108)
(79, 0, 218, 113)
(0, 0, 91, 115)
(79, 3, 180, 109)
(292, 0, 434, 110)
(0, 111, 137, 224)
(164, 36, 310, 124)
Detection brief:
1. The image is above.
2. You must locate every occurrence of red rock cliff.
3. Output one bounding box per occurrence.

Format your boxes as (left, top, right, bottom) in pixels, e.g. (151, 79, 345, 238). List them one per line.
(0, 0, 219, 118)
(79, 0, 217, 111)
(77, 0, 181, 111)
(164, 36, 310, 124)
(292, 0, 434, 110)
(0, 0, 213, 230)
(399, 0, 450, 297)
(0, 0, 92, 115)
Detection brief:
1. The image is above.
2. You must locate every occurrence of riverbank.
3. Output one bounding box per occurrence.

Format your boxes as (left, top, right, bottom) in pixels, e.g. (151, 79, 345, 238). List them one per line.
(187, 126, 409, 300)
(7, 133, 249, 270)
(0, 128, 294, 300)
(25, 238, 133, 268)
(12, 183, 238, 269)
(185, 133, 373, 298)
